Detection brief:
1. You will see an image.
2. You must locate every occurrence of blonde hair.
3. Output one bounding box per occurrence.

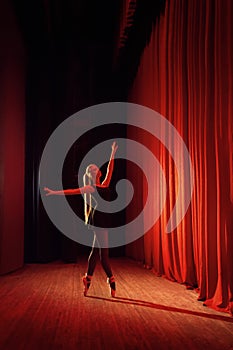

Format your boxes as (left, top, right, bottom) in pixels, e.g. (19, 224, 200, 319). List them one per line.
(83, 164, 97, 225)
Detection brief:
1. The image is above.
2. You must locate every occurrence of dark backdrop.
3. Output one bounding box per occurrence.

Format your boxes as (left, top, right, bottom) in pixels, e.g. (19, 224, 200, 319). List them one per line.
(1, 0, 164, 264)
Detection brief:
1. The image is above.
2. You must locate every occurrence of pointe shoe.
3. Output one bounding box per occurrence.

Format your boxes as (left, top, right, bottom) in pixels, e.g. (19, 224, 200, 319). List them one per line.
(82, 274, 92, 296)
(107, 276, 116, 297)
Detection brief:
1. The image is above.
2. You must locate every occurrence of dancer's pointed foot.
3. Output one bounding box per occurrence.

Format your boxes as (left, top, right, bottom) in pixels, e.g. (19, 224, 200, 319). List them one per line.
(107, 276, 116, 297)
(82, 274, 92, 296)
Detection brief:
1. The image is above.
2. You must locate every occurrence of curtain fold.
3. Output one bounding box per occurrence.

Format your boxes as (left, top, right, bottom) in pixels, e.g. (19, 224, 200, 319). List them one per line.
(115, 0, 166, 95)
(126, 0, 233, 314)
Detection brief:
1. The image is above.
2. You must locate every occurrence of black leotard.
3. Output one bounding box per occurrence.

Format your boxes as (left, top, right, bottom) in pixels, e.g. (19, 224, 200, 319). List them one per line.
(87, 186, 113, 228)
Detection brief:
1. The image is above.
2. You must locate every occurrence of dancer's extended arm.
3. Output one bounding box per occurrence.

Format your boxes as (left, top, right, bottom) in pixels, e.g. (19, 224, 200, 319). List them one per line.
(101, 141, 118, 187)
(44, 185, 94, 196)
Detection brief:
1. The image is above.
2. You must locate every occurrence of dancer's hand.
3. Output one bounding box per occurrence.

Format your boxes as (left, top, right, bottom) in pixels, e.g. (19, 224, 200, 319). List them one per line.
(111, 141, 118, 155)
(44, 187, 55, 196)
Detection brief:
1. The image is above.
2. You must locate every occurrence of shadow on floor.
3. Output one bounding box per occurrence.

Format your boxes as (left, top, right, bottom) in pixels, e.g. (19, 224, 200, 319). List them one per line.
(86, 295, 233, 323)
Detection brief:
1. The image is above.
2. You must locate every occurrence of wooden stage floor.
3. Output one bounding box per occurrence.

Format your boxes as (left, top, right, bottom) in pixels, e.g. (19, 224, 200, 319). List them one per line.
(0, 257, 233, 350)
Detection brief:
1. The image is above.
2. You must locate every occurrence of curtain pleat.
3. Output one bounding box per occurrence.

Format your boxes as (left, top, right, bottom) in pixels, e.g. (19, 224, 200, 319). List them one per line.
(126, 0, 233, 314)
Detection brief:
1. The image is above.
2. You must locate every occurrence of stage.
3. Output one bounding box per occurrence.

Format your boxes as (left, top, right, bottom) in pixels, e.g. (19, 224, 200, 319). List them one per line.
(0, 257, 232, 350)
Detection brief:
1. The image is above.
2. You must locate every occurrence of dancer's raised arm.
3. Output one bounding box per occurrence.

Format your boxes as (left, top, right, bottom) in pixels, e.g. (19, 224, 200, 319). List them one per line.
(101, 141, 118, 187)
(44, 185, 94, 196)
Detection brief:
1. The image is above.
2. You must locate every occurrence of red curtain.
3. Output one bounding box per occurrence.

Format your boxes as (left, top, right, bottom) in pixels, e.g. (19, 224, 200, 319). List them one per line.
(126, 0, 233, 315)
(0, 0, 25, 274)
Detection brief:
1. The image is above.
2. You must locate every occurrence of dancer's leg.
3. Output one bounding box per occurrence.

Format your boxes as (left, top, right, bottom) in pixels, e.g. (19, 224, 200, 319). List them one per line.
(87, 234, 99, 276)
(95, 229, 116, 297)
(100, 247, 113, 278)
(94, 229, 113, 277)
(83, 234, 98, 296)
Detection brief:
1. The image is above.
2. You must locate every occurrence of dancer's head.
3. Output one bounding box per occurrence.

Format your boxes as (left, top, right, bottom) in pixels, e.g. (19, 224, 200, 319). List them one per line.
(85, 164, 102, 185)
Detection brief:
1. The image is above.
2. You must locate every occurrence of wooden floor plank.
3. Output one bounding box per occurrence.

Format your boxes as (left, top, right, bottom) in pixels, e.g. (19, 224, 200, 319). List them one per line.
(0, 257, 233, 350)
